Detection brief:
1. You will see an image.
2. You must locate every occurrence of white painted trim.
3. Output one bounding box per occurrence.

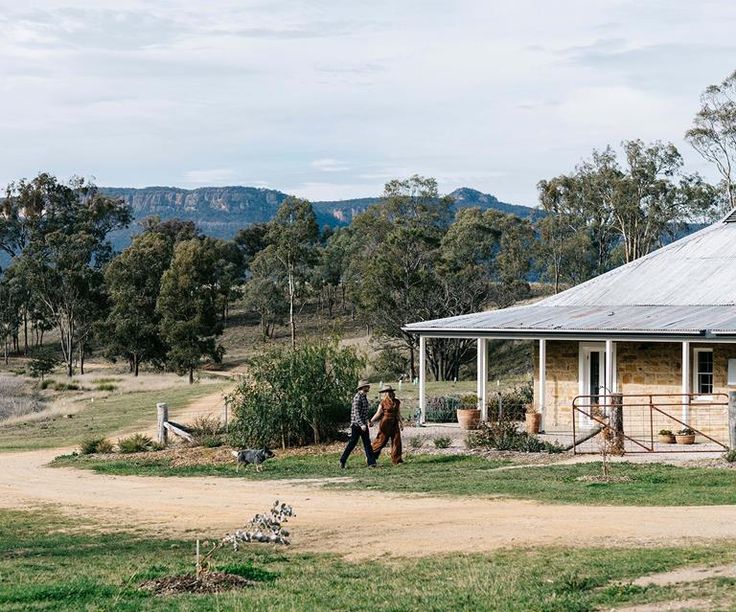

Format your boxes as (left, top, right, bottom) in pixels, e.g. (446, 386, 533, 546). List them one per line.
(539, 339, 546, 426)
(477, 338, 488, 421)
(682, 341, 690, 422)
(419, 336, 426, 424)
(577, 341, 616, 427)
(692, 347, 714, 401)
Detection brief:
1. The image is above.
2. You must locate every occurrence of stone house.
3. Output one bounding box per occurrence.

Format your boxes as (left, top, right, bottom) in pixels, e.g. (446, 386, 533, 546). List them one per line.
(404, 212, 736, 442)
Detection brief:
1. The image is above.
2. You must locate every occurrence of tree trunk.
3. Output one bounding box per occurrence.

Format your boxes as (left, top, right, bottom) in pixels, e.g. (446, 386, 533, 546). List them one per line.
(134, 356, 140, 377)
(79, 344, 85, 375)
(189, 366, 194, 384)
(288, 267, 296, 349)
(409, 345, 416, 381)
(23, 311, 28, 356)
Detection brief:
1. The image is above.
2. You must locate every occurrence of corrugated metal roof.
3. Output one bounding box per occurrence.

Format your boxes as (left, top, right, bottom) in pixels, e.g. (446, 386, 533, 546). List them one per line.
(403, 304, 736, 335)
(404, 213, 736, 337)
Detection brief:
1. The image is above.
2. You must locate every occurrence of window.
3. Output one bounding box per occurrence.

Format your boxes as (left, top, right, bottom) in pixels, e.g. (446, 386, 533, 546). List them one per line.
(693, 349, 714, 395)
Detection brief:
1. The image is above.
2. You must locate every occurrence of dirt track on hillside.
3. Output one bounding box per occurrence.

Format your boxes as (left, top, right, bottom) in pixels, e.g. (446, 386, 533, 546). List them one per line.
(3, 448, 736, 558)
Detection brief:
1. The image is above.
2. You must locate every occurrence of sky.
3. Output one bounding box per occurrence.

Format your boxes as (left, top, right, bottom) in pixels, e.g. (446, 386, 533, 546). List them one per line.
(1, 1, 735, 206)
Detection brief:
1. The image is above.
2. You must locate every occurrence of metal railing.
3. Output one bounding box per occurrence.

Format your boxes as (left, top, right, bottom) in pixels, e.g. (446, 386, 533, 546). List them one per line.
(571, 393, 729, 454)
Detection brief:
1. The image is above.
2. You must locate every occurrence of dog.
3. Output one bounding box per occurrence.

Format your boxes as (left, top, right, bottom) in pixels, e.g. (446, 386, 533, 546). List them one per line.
(231, 448, 275, 472)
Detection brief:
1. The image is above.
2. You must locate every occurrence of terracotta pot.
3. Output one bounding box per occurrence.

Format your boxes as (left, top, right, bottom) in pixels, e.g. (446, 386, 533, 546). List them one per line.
(525, 412, 541, 434)
(675, 434, 696, 445)
(457, 408, 481, 430)
(658, 434, 676, 444)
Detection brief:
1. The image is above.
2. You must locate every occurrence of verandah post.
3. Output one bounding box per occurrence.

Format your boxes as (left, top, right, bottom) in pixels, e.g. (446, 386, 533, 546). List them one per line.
(729, 391, 736, 450)
(538, 339, 546, 431)
(477, 337, 488, 421)
(419, 335, 426, 425)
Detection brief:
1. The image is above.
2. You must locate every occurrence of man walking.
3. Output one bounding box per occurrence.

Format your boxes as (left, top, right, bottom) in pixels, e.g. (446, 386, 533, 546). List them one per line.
(339, 379, 376, 469)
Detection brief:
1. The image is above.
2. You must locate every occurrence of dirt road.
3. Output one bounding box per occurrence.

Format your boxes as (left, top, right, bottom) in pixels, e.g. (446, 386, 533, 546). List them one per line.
(3, 449, 736, 558)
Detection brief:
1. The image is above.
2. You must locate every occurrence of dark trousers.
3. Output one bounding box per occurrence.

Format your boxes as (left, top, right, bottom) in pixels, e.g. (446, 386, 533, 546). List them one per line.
(340, 424, 376, 466)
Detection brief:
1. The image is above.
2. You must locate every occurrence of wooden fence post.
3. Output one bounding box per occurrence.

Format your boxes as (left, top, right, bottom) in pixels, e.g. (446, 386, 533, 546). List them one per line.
(610, 393, 625, 455)
(157, 402, 168, 446)
(729, 392, 736, 450)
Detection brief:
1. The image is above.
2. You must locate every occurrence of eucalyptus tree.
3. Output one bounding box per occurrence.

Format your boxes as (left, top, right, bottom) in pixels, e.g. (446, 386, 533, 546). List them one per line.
(686, 70, 736, 210)
(4, 174, 131, 376)
(251, 197, 319, 348)
(157, 238, 224, 383)
(102, 232, 172, 375)
(347, 175, 451, 379)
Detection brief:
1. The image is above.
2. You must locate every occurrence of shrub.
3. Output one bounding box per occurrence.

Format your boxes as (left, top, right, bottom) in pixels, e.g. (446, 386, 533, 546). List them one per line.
(79, 437, 114, 454)
(53, 382, 80, 392)
(370, 346, 409, 381)
(724, 449, 736, 463)
(95, 383, 117, 392)
(486, 382, 533, 421)
(459, 394, 479, 409)
(433, 436, 451, 449)
(425, 396, 460, 423)
(117, 433, 155, 453)
(39, 379, 52, 390)
(466, 421, 563, 453)
(228, 339, 364, 448)
(409, 436, 424, 449)
(190, 415, 224, 447)
(659, 429, 673, 436)
(27, 348, 60, 381)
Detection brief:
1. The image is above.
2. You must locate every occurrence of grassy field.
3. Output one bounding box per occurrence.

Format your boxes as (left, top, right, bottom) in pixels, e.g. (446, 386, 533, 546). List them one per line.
(53, 452, 736, 506)
(0, 383, 222, 452)
(2, 507, 736, 611)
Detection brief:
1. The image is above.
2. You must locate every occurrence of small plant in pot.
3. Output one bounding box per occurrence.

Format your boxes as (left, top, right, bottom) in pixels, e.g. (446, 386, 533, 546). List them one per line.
(658, 429, 675, 444)
(456, 394, 481, 430)
(525, 405, 541, 434)
(675, 427, 696, 445)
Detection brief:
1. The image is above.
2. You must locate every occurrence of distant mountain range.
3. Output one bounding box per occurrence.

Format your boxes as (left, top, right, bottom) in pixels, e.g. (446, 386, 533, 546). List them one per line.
(102, 185, 540, 247)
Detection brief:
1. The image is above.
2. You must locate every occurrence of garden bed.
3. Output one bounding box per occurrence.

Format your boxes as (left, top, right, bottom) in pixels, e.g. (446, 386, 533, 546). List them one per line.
(140, 572, 254, 595)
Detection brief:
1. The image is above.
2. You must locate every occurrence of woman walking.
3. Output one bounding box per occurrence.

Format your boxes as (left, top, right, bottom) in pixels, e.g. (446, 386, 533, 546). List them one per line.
(370, 384, 403, 464)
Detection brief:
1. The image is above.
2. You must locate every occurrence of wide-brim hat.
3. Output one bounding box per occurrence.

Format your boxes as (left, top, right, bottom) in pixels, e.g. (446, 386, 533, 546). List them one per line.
(379, 384, 395, 393)
(356, 379, 371, 391)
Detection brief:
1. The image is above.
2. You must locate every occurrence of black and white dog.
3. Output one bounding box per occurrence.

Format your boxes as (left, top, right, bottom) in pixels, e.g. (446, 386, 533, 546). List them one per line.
(231, 448, 275, 472)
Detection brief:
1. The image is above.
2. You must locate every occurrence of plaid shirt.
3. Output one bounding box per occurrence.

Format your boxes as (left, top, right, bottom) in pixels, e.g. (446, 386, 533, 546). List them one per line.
(350, 392, 370, 427)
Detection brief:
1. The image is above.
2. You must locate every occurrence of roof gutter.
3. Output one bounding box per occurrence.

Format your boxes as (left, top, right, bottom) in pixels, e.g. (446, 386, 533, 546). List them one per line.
(400, 327, 711, 342)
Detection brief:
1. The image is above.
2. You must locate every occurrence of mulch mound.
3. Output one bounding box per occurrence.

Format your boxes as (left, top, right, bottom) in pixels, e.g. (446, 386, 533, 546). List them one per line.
(140, 572, 255, 595)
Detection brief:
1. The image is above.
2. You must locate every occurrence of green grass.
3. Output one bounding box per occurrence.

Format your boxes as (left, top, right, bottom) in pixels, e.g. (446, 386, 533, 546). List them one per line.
(0, 383, 221, 452)
(53, 452, 736, 506)
(3, 507, 736, 611)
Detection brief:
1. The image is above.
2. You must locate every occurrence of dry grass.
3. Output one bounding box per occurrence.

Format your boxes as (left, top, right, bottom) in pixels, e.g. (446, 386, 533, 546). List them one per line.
(0, 374, 44, 422)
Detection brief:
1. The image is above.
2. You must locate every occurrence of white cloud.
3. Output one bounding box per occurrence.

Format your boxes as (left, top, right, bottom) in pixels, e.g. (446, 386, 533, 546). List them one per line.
(311, 158, 349, 172)
(1, 1, 736, 203)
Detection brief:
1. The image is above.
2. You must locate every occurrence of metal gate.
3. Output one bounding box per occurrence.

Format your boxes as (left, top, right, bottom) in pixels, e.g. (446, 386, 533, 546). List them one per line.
(571, 393, 729, 454)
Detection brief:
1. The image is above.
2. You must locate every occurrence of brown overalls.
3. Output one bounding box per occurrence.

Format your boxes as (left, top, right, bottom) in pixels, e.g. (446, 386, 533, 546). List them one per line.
(371, 397, 403, 464)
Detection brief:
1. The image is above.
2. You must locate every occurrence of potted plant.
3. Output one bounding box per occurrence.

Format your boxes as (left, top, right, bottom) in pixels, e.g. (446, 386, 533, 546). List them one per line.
(675, 427, 696, 445)
(456, 394, 481, 430)
(525, 405, 541, 434)
(658, 429, 675, 444)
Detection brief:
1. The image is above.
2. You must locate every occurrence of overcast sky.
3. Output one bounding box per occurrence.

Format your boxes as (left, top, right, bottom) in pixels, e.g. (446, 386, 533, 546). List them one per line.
(1, 1, 735, 205)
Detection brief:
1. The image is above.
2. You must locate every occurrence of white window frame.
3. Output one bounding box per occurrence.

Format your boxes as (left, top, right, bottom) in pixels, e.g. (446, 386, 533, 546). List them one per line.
(692, 348, 714, 401)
